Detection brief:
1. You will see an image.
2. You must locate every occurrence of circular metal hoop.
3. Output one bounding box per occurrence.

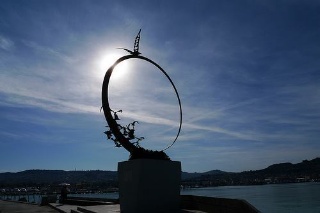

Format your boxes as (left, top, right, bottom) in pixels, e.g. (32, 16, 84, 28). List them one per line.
(101, 55, 182, 152)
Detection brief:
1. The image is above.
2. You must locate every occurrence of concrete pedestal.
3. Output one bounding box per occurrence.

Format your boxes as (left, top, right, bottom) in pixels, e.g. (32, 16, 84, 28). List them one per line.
(118, 159, 181, 213)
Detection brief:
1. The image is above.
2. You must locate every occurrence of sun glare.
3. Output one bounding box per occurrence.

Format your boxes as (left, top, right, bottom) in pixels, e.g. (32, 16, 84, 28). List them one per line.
(99, 54, 129, 80)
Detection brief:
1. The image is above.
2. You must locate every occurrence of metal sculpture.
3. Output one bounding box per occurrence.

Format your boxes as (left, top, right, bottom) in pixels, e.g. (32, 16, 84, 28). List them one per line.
(117, 29, 141, 56)
(102, 29, 182, 160)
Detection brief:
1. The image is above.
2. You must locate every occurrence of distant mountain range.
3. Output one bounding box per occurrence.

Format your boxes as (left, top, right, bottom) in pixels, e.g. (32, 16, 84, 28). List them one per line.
(0, 170, 118, 187)
(0, 158, 319, 187)
(181, 170, 227, 179)
(183, 158, 320, 187)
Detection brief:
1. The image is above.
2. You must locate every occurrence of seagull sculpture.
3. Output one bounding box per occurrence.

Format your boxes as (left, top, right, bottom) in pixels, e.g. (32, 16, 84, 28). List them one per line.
(118, 29, 142, 56)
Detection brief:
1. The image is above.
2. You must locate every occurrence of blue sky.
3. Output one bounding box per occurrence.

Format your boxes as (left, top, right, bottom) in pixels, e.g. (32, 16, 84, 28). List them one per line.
(0, 0, 320, 172)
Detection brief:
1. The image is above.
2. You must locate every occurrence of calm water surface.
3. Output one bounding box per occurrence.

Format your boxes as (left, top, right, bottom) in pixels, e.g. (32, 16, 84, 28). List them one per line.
(181, 182, 320, 213)
(2, 182, 319, 212)
(70, 182, 320, 213)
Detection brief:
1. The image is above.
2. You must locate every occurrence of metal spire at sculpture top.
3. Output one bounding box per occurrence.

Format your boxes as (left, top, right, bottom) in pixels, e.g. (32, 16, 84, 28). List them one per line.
(117, 29, 141, 56)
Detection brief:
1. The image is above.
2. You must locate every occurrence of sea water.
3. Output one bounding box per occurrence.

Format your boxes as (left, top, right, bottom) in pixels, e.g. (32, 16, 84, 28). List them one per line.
(2, 182, 320, 212)
(181, 182, 320, 213)
(69, 182, 320, 213)
(70, 182, 320, 213)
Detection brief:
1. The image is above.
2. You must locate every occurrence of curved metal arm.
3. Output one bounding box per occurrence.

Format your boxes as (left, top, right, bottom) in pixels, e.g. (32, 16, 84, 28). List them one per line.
(101, 55, 182, 154)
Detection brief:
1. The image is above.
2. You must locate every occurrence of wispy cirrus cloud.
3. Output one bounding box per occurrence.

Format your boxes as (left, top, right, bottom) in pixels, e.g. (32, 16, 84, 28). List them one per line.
(1, 64, 319, 148)
(22, 40, 77, 64)
(0, 35, 14, 51)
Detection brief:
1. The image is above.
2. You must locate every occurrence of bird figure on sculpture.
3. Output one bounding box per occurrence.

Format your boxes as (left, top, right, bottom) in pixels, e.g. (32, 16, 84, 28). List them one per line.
(117, 29, 141, 56)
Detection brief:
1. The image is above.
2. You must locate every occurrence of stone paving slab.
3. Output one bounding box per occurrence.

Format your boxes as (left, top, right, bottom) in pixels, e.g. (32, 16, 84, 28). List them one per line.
(49, 203, 79, 213)
(0, 200, 58, 213)
(78, 205, 120, 212)
(49, 203, 121, 213)
(49, 203, 205, 213)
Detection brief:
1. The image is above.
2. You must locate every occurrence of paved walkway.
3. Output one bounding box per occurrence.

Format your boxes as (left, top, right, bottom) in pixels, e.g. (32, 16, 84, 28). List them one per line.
(49, 203, 205, 213)
(49, 203, 120, 212)
(0, 200, 58, 213)
(0, 200, 205, 213)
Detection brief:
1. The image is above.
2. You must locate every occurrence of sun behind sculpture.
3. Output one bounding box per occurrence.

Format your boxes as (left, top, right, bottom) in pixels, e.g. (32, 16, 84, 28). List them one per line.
(99, 53, 129, 80)
(101, 29, 182, 161)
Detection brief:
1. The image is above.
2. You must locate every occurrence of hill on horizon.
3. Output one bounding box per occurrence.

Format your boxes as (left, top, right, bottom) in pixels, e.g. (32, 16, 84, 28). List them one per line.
(182, 157, 320, 187)
(0, 157, 319, 187)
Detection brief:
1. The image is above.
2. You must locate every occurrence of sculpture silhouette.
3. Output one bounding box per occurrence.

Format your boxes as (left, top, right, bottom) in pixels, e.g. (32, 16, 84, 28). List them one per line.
(102, 30, 182, 160)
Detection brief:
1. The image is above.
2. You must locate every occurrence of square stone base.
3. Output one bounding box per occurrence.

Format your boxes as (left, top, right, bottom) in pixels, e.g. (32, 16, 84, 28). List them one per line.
(118, 159, 181, 213)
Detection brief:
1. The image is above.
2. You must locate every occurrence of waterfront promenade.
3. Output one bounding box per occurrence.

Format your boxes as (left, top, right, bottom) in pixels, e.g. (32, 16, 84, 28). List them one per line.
(0, 200, 58, 213)
(0, 195, 260, 213)
(0, 200, 205, 213)
(49, 202, 208, 213)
